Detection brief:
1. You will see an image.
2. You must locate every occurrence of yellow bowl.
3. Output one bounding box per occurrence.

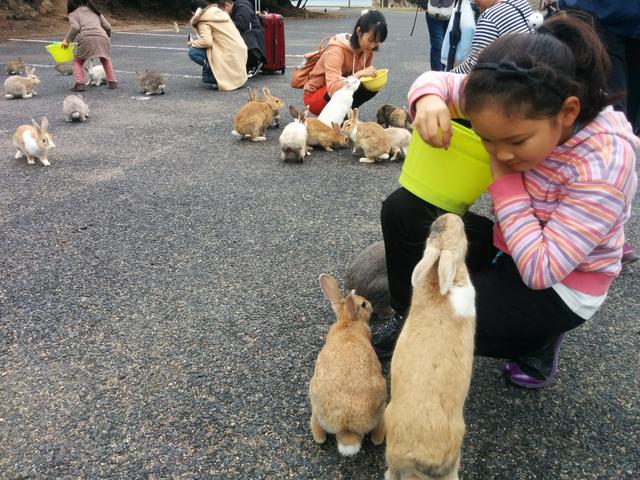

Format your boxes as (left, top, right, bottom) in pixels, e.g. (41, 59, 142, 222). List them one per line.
(360, 68, 388, 92)
(399, 122, 492, 215)
(46, 42, 74, 63)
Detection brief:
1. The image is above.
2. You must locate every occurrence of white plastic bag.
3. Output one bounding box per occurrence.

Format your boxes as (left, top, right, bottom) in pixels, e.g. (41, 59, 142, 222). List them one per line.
(440, 0, 476, 69)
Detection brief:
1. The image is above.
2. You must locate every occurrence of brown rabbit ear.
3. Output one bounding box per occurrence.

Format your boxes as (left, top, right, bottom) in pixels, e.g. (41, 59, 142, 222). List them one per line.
(31, 118, 41, 132)
(437, 250, 458, 295)
(343, 291, 358, 319)
(41, 117, 49, 131)
(331, 122, 340, 133)
(411, 243, 440, 289)
(353, 108, 359, 121)
(319, 274, 343, 311)
(289, 105, 299, 120)
(262, 87, 271, 98)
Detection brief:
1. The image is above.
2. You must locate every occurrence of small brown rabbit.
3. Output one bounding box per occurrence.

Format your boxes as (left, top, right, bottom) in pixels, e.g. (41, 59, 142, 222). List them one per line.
(341, 108, 391, 163)
(4, 66, 40, 99)
(247, 86, 281, 128)
(232, 87, 284, 141)
(306, 118, 349, 152)
(309, 274, 387, 456)
(55, 63, 74, 76)
(376, 104, 412, 129)
(12, 117, 56, 166)
(384, 127, 412, 162)
(5, 57, 25, 75)
(385, 213, 476, 480)
(137, 69, 166, 95)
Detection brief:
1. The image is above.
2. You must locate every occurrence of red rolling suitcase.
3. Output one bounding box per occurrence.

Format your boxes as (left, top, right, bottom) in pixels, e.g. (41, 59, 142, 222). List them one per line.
(260, 13, 286, 74)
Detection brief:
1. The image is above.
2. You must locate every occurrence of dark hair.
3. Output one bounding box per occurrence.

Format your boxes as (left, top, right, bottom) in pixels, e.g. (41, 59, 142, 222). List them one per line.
(350, 10, 388, 51)
(67, 0, 101, 15)
(464, 13, 615, 125)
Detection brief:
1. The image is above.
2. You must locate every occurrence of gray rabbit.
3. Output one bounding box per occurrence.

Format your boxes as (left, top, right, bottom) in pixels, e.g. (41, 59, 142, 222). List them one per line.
(63, 94, 90, 122)
(55, 63, 74, 76)
(136, 69, 166, 95)
(344, 241, 392, 319)
(5, 57, 25, 75)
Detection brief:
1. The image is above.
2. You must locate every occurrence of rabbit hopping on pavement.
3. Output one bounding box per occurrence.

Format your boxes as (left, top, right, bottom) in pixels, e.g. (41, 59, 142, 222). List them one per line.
(12, 117, 56, 166)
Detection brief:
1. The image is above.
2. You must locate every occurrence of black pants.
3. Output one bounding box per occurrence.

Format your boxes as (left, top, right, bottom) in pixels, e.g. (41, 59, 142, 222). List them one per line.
(322, 83, 378, 110)
(381, 187, 586, 359)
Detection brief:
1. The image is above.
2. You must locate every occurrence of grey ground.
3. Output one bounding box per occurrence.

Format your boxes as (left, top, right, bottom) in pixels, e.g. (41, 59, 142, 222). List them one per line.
(0, 9, 638, 480)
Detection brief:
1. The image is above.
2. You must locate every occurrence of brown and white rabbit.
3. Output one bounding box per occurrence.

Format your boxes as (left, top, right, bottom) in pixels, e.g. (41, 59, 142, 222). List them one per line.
(306, 118, 349, 152)
(137, 69, 166, 95)
(63, 94, 90, 122)
(4, 67, 40, 99)
(384, 127, 412, 162)
(376, 104, 412, 129)
(55, 63, 74, 76)
(345, 241, 392, 319)
(247, 87, 281, 128)
(279, 105, 309, 163)
(341, 108, 391, 163)
(232, 87, 284, 141)
(309, 274, 387, 456)
(385, 213, 476, 480)
(12, 117, 56, 166)
(5, 57, 25, 75)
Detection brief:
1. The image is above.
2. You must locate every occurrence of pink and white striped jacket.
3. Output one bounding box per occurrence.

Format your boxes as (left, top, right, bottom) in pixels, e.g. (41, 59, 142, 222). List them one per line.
(408, 71, 639, 295)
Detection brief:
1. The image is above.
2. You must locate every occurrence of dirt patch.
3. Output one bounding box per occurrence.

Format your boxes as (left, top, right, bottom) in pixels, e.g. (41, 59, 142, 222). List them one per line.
(0, 0, 339, 40)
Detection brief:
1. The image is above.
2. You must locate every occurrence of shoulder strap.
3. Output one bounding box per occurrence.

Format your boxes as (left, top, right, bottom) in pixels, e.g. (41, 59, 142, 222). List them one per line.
(502, 0, 533, 33)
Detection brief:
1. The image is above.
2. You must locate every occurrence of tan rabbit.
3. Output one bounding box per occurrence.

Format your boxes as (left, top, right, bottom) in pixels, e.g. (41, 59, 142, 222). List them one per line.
(385, 213, 476, 480)
(4, 66, 40, 99)
(247, 87, 281, 128)
(12, 117, 56, 166)
(309, 274, 387, 457)
(232, 87, 284, 141)
(306, 118, 349, 152)
(341, 108, 391, 163)
(55, 63, 74, 76)
(384, 127, 412, 162)
(5, 57, 25, 75)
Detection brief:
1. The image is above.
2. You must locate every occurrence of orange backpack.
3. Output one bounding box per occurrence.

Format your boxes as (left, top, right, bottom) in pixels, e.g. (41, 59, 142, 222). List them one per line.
(290, 36, 332, 89)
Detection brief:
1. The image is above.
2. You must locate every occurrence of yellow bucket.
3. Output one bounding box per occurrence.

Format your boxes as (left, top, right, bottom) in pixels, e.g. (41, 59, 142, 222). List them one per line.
(46, 42, 74, 63)
(360, 68, 388, 92)
(399, 122, 492, 215)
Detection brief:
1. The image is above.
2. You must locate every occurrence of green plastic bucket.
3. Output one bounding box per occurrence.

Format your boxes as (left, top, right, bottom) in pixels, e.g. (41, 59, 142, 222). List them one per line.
(399, 122, 492, 215)
(46, 42, 74, 63)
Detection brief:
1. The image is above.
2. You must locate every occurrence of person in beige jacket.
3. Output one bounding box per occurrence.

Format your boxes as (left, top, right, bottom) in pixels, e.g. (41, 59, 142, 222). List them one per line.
(188, 0, 248, 91)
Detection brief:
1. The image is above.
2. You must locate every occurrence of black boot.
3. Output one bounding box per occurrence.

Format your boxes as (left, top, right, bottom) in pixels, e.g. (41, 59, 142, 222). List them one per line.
(371, 311, 405, 360)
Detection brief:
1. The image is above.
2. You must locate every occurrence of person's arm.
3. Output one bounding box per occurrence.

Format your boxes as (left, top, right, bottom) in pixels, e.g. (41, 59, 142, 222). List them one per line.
(232, 2, 253, 33)
(64, 12, 80, 43)
(450, 17, 499, 74)
(323, 46, 348, 96)
(190, 23, 213, 48)
(488, 140, 633, 289)
(99, 14, 112, 38)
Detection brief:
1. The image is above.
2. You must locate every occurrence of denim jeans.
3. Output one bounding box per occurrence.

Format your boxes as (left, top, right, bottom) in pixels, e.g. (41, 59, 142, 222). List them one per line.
(425, 13, 448, 72)
(188, 47, 207, 67)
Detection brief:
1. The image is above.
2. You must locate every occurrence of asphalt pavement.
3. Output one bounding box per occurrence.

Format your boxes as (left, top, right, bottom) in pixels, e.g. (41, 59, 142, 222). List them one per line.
(0, 9, 638, 480)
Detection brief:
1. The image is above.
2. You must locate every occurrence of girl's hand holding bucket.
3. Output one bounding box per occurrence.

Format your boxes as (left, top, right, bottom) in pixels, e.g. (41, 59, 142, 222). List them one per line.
(413, 95, 452, 149)
(61, 39, 70, 49)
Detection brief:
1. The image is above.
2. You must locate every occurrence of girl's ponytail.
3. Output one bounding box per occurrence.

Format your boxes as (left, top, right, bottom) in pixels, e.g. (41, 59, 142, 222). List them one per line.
(464, 11, 618, 125)
(538, 12, 617, 124)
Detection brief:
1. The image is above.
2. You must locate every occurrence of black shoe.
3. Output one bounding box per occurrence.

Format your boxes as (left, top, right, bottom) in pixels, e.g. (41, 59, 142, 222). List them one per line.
(247, 61, 263, 78)
(202, 63, 216, 85)
(503, 333, 566, 389)
(371, 311, 405, 360)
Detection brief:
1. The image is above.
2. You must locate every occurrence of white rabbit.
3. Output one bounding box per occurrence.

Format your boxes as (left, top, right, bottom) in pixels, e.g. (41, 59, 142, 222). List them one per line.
(385, 213, 476, 480)
(84, 60, 106, 86)
(4, 66, 40, 99)
(317, 76, 360, 127)
(12, 117, 56, 166)
(63, 94, 90, 122)
(279, 105, 309, 163)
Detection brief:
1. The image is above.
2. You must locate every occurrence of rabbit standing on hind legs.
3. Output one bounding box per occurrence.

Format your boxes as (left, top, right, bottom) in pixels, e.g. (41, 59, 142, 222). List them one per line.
(309, 275, 386, 457)
(385, 214, 476, 480)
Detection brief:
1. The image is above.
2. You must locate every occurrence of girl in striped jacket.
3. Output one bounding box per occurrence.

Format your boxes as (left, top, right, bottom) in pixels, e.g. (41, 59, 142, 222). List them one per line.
(374, 14, 638, 388)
